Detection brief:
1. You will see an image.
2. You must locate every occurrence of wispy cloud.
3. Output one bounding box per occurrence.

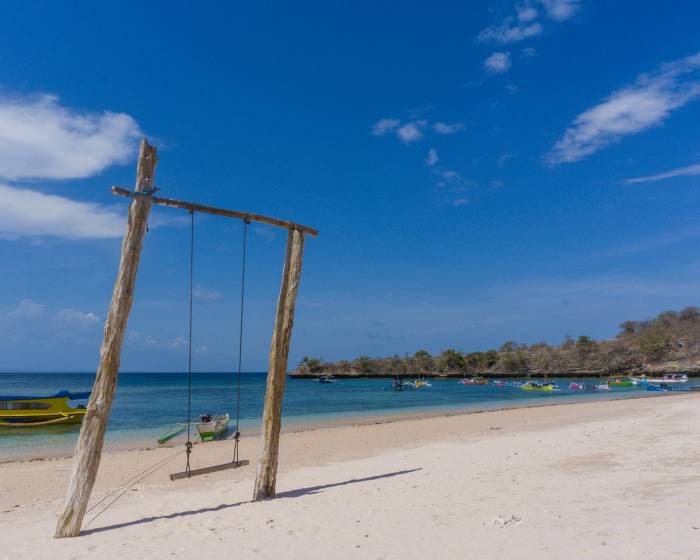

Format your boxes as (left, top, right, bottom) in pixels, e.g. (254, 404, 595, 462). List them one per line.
(433, 122, 464, 134)
(484, 52, 512, 74)
(477, 0, 580, 45)
(0, 184, 125, 239)
(193, 285, 224, 301)
(396, 121, 426, 143)
(625, 162, 700, 184)
(0, 94, 141, 181)
(478, 20, 543, 44)
(546, 52, 700, 165)
(371, 118, 400, 137)
(539, 0, 581, 21)
(55, 309, 101, 327)
(425, 148, 439, 166)
(371, 117, 461, 144)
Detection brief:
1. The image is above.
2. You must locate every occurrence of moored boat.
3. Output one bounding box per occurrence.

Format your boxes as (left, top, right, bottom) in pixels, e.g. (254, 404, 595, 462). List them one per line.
(568, 382, 585, 390)
(313, 375, 335, 384)
(643, 373, 689, 384)
(520, 381, 559, 392)
(607, 377, 637, 387)
(0, 391, 90, 427)
(459, 377, 488, 385)
(195, 413, 230, 442)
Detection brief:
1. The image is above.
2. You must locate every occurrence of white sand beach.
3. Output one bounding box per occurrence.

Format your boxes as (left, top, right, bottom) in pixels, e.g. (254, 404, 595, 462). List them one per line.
(2, 394, 699, 559)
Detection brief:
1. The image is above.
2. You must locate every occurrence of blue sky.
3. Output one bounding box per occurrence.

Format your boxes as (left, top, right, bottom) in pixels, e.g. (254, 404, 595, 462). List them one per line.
(1, 0, 700, 372)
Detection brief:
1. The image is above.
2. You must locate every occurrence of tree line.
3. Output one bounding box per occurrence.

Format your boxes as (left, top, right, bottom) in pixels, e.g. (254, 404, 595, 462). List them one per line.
(293, 306, 700, 377)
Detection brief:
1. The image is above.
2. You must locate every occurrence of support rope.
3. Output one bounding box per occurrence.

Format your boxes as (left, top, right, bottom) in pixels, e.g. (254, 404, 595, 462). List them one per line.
(233, 219, 250, 464)
(185, 210, 195, 477)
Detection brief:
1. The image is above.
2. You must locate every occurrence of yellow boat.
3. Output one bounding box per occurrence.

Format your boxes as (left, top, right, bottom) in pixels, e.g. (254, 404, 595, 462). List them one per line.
(520, 381, 559, 392)
(0, 391, 90, 427)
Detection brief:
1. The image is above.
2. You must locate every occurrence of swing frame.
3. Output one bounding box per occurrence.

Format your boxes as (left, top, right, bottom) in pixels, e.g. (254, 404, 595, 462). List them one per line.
(54, 139, 317, 538)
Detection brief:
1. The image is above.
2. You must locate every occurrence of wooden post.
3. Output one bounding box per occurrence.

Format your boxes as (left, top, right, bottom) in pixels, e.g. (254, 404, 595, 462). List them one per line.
(253, 228, 305, 500)
(54, 139, 158, 538)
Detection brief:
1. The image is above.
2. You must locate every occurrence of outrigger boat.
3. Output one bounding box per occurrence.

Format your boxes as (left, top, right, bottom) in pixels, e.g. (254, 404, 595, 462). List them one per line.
(0, 391, 90, 427)
(520, 381, 560, 392)
(195, 414, 230, 442)
(607, 377, 638, 387)
(158, 413, 230, 444)
(642, 373, 689, 384)
(459, 377, 488, 385)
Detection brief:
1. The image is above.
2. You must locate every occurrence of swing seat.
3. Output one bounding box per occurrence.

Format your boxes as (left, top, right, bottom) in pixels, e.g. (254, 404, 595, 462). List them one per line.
(169, 459, 249, 481)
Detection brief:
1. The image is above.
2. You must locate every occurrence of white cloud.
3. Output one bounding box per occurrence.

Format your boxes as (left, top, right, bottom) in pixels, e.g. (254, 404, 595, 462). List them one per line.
(168, 336, 187, 350)
(452, 197, 469, 206)
(522, 47, 537, 57)
(193, 285, 224, 301)
(484, 52, 512, 74)
(433, 122, 464, 134)
(4, 299, 46, 322)
(547, 52, 700, 165)
(425, 149, 439, 166)
(0, 94, 141, 181)
(477, 0, 580, 45)
(126, 331, 158, 348)
(396, 121, 425, 143)
(0, 184, 125, 239)
(478, 21, 542, 44)
(498, 153, 516, 166)
(540, 0, 580, 21)
(55, 309, 101, 327)
(517, 5, 539, 21)
(625, 163, 700, 184)
(371, 118, 400, 136)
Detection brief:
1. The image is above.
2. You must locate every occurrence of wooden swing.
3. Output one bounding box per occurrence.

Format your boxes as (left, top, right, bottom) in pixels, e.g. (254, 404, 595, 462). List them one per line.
(54, 139, 318, 538)
(168, 210, 250, 481)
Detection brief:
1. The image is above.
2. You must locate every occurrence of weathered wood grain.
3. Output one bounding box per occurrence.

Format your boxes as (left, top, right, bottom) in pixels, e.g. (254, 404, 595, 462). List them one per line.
(54, 139, 158, 538)
(253, 228, 305, 500)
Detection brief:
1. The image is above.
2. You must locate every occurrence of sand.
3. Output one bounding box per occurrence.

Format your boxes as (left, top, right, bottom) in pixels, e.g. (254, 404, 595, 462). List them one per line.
(2, 394, 699, 559)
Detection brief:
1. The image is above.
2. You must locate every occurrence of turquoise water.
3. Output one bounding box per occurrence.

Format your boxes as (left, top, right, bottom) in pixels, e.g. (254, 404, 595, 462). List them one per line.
(0, 372, 661, 460)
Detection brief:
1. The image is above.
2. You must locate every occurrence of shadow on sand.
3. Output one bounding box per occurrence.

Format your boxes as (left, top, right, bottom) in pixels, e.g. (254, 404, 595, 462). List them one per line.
(82, 467, 422, 536)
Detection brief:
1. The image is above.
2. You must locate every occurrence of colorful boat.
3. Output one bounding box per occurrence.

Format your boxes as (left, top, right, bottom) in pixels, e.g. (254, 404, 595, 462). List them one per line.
(591, 383, 610, 391)
(568, 382, 585, 390)
(195, 414, 230, 442)
(0, 391, 90, 427)
(643, 374, 689, 384)
(459, 377, 488, 385)
(520, 381, 559, 392)
(607, 377, 637, 387)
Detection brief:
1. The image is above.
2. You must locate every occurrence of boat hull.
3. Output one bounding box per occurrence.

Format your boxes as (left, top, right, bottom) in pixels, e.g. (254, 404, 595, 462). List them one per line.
(195, 414, 230, 442)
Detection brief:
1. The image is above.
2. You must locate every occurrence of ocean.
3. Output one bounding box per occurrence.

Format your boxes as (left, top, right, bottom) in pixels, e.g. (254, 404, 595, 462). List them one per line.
(0, 372, 661, 461)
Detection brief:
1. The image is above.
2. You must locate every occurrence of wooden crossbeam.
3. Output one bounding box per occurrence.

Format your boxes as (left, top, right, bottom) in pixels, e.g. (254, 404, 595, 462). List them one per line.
(169, 459, 249, 481)
(112, 186, 318, 237)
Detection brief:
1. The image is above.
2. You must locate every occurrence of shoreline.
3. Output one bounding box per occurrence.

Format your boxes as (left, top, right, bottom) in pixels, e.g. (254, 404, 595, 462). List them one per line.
(2, 393, 699, 559)
(1, 389, 677, 464)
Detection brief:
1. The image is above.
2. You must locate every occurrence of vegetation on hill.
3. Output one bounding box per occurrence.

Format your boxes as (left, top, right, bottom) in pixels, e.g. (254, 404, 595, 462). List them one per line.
(292, 307, 700, 377)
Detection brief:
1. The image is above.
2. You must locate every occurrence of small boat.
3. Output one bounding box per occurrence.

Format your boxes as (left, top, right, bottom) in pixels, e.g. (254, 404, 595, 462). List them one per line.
(607, 377, 637, 387)
(389, 376, 412, 391)
(520, 381, 559, 392)
(0, 391, 90, 427)
(568, 382, 585, 391)
(459, 377, 488, 385)
(591, 383, 610, 391)
(195, 414, 230, 442)
(492, 380, 506, 388)
(313, 375, 335, 384)
(644, 374, 689, 384)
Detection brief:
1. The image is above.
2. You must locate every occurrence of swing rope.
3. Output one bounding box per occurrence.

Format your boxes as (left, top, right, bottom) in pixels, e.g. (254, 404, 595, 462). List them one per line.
(233, 219, 250, 464)
(184, 210, 195, 477)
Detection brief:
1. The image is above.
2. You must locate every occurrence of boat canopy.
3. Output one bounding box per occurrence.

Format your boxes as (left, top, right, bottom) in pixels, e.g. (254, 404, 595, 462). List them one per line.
(0, 390, 91, 401)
